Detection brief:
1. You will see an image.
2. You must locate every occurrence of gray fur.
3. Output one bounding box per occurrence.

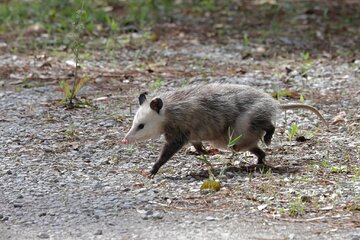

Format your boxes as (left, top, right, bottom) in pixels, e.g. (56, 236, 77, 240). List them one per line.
(125, 83, 327, 177)
(159, 84, 278, 149)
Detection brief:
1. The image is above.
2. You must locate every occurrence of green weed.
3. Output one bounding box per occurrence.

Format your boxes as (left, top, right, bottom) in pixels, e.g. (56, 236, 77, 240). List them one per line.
(105, 16, 119, 55)
(287, 122, 299, 141)
(64, 123, 78, 138)
(321, 159, 329, 168)
(299, 51, 314, 77)
(0, 0, 105, 35)
(299, 94, 305, 103)
(197, 155, 215, 180)
(124, 145, 136, 155)
(289, 197, 305, 216)
(126, 0, 173, 27)
(59, 2, 90, 108)
(227, 127, 242, 149)
(243, 32, 250, 47)
(330, 165, 348, 174)
(301, 51, 310, 61)
(148, 79, 164, 91)
(191, 0, 217, 13)
(354, 166, 360, 180)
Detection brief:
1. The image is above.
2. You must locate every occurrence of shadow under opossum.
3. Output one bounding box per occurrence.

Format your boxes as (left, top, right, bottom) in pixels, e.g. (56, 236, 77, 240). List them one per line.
(163, 164, 300, 181)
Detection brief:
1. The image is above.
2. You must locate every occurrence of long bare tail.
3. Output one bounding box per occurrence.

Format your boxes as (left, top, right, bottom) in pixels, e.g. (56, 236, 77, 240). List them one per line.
(280, 104, 329, 128)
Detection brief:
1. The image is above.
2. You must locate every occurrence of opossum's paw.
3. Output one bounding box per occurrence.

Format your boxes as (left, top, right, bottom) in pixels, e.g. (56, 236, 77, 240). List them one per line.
(191, 143, 210, 155)
(186, 146, 203, 155)
(263, 127, 275, 146)
(256, 157, 265, 165)
(140, 170, 155, 179)
(186, 146, 210, 155)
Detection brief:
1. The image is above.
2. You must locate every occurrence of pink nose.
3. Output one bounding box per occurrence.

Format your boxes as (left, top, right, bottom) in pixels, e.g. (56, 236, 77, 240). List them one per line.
(121, 139, 129, 144)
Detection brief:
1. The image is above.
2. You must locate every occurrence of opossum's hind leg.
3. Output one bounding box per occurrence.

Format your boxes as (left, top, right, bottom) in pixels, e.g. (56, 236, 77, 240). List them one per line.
(192, 142, 208, 155)
(249, 146, 266, 165)
(263, 123, 275, 146)
(251, 119, 275, 146)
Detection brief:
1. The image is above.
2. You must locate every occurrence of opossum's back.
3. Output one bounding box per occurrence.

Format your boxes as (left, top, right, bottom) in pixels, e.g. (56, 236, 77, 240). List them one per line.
(161, 84, 277, 140)
(163, 84, 273, 104)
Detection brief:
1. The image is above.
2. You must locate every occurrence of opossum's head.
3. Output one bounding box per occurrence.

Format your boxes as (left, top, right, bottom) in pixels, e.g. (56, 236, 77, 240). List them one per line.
(122, 92, 164, 144)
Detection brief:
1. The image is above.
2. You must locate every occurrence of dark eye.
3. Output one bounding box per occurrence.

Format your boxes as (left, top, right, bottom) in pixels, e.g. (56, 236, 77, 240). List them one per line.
(138, 124, 144, 129)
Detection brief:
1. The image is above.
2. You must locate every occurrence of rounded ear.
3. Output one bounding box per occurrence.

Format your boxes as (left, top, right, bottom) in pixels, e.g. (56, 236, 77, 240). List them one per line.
(139, 92, 148, 105)
(150, 98, 163, 114)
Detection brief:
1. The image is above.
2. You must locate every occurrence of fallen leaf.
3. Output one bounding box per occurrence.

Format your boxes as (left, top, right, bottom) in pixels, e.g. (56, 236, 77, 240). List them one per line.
(332, 111, 347, 125)
(38, 62, 52, 68)
(257, 204, 268, 211)
(200, 180, 220, 191)
(65, 59, 77, 68)
(319, 205, 333, 211)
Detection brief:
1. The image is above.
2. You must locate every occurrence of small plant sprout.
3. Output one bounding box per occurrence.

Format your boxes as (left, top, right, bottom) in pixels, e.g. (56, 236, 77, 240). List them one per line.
(321, 159, 329, 168)
(105, 16, 118, 55)
(301, 51, 310, 61)
(148, 79, 164, 91)
(59, 1, 90, 108)
(265, 168, 273, 178)
(59, 76, 89, 106)
(330, 165, 348, 174)
(287, 122, 299, 141)
(197, 155, 215, 179)
(124, 144, 136, 155)
(218, 155, 233, 176)
(64, 123, 78, 138)
(243, 32, 250, 47)
(227, 127, 242, 149)
(299, 94, 305, 103)
(289, 196, 305, 217)
(299, 51, 314, 77)
(353, 166, 360, 180)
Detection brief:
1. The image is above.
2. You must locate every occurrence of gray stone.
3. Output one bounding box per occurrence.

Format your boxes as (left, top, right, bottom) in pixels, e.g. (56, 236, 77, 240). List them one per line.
(37, 233, 50, 239)
(205, 216, 216, 221)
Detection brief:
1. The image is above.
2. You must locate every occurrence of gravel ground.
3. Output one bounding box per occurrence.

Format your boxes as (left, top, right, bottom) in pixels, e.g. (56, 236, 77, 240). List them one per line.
(1, 42, 360, 240)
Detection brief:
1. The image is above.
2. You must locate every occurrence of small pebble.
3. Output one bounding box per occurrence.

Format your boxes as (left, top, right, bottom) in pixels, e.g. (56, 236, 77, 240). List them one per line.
(205, 216, 216, 221)
(13, 203, 23, 208)
(37, 233, 50, 239)
(351, 234, 360, 240)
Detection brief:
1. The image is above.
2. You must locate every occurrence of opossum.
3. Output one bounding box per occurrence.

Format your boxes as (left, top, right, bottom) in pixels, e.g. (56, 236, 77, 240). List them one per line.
(121, 84, 328, 177)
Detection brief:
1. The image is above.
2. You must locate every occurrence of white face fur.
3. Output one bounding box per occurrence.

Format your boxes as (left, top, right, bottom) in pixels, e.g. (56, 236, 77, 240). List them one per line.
(123, 99, 164, 144)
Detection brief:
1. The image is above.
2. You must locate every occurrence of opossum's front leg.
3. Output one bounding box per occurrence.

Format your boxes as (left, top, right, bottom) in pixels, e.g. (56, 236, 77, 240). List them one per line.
(149, 138, 186, 177)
